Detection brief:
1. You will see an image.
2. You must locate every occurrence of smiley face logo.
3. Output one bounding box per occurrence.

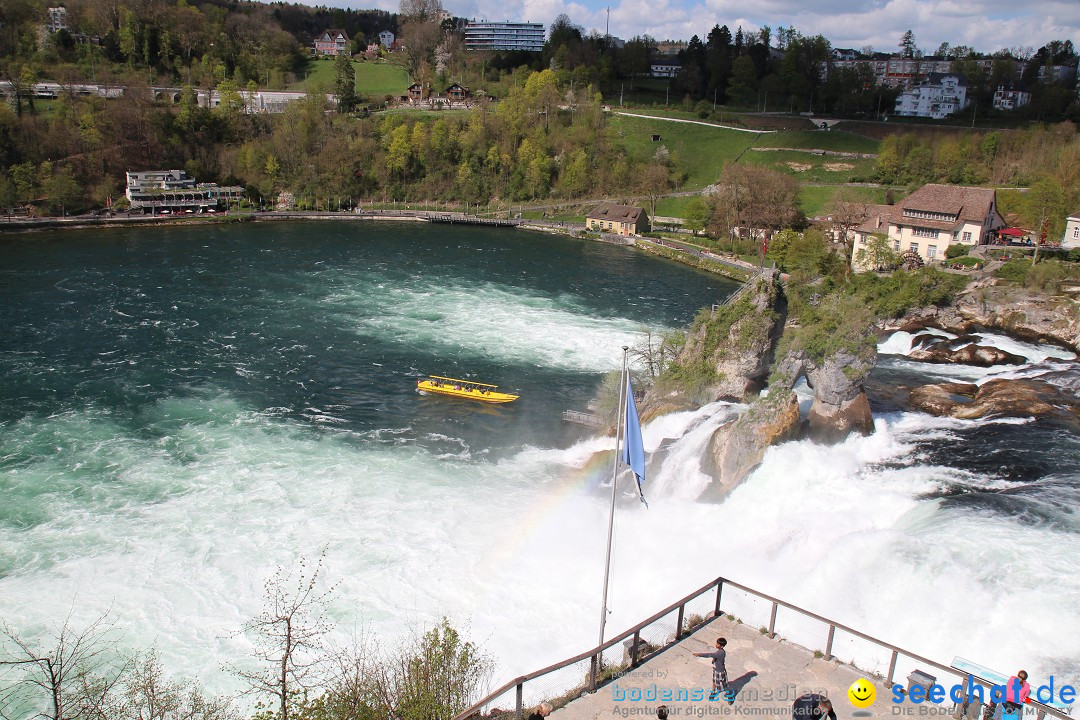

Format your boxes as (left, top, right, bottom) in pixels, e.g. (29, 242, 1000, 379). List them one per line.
(848, 678, 876, 708)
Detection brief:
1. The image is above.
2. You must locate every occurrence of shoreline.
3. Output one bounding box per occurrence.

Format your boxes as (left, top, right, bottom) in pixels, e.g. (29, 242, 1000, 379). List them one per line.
(0, 210, 756, 284)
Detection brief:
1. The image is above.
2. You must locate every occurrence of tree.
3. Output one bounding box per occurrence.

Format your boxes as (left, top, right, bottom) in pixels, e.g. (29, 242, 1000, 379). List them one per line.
(638, 163, 670, 218)
(0, 610, 125, 720)
(119, 649, 234, 720)
(334, 53, 357, 112)
(855, 233, 899, 272)
(42, 166, 81, 215)
(374, 618, 493, 720)
(630, 327, 683, 379)
(826, 190, 870, 274)
(230, 555, 336, 720)
(899, 30, 916, 58)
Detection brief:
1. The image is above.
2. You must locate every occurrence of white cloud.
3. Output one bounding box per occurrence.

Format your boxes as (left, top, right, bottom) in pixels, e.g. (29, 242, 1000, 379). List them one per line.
(300, 0, 1080, 51)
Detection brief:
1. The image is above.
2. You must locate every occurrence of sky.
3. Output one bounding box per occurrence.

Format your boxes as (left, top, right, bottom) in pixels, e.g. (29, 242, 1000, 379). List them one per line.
(303, 0, 1080, 57)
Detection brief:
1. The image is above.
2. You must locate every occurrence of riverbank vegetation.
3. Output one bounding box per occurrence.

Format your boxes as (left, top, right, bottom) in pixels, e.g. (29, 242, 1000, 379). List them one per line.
(2, 0, 1079, 220)
(0, 557, 492, 720)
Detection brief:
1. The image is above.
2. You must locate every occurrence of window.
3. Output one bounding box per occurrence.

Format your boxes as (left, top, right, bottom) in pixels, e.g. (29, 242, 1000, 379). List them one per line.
(1073, 227, 1079, 239)
(893, 239, 901, 251)
(962, 231, 972, 243)
(913, 227, 937, 238)
(928, 245, 938, 259)
(909, 242, 919, 252)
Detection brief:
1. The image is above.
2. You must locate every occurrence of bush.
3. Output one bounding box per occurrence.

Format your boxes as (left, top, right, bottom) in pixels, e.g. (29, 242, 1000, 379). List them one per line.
(847, 267, 968, 319)
(993, 259, 1031, 284)
(945, 244, 969, 259)
(948, 256, 981, 267)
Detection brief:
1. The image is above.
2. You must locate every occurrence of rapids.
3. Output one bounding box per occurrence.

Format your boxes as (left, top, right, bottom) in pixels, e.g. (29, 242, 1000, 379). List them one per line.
(0, 222, 1077, 701)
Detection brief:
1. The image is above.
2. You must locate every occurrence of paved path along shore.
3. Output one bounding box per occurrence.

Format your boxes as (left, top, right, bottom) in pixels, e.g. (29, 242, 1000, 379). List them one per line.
(550, 616, 926, 720)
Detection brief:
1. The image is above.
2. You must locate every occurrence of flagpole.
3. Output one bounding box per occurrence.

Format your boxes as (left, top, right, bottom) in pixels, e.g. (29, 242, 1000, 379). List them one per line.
(598, 346, 629, 654)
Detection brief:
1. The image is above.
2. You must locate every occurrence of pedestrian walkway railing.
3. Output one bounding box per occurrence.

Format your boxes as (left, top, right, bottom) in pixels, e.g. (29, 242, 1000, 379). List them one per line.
(453, 575, 1072, 720)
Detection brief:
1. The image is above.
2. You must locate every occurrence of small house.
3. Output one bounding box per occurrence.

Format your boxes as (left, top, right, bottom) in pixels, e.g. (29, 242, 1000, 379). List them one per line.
(586, 202, 649, 236)
(445, 83, 469, 103)
(378, 30, 395, 48)
(407, 83, 426, 101)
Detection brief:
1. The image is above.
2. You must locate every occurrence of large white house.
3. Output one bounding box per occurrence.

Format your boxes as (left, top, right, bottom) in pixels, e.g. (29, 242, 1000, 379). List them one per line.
(1065, 212, 1080, 250)
(894, 73, 969, 119)
(851, 184, 1005, 271)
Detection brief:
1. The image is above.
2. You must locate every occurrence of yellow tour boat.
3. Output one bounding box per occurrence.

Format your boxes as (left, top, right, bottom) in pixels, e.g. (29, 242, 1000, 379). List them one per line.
(416, 375, 519, 404)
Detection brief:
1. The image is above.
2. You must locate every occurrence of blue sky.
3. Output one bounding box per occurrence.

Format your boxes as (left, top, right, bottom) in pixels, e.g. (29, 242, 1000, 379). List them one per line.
(305, 0, 1080, 57)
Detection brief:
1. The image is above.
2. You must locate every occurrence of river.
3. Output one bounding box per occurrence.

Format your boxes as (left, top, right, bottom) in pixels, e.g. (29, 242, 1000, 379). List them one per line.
(0, 221, 1077, 701)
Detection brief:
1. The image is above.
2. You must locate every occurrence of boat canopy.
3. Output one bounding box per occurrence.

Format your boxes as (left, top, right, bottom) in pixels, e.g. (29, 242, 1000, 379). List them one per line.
(427, 375, 499, 388)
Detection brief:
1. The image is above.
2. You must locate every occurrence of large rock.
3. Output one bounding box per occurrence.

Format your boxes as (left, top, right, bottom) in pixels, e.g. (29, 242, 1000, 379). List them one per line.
(909, 379, 1080, 430)
(897, 280, 1080, 352)
(701, 391, 801, 501)
(662, 271, 785, 405)
(907, 336, 1027, 366)
(785, 349, 876, 441)
(909, 382, 979, 415)
(806, 392, 873, 443)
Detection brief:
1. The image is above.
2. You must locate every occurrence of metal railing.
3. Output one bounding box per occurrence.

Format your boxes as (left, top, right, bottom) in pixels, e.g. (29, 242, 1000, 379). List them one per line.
(561, 410, 605, 428)
(453, 575, 1072, 720)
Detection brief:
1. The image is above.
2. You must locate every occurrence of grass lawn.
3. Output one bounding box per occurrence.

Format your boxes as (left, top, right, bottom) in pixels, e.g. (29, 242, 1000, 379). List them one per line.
(609, 113, 759, 191)
(739, 148, 877, 183)
(753, 130, 880, 154)
(796, 185, 906, 216)
(654, 195, 701, 217)
(289, 59, 410, 98)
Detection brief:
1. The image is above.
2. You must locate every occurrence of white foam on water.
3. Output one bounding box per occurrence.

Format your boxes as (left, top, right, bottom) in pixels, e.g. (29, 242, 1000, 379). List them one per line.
(970, 331, 1077, 364)
(2, 395, 1078, 703)
(322, 277, 648, 372)
(877, 327, 956, 356)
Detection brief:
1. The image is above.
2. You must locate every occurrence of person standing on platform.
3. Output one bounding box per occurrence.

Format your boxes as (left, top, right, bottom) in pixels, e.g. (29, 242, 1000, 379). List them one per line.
(693, 637, 731, 701)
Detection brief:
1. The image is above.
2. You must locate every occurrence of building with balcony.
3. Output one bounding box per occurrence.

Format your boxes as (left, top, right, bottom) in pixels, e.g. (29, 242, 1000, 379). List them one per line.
(894, 73, 968, 119)
(464, 21, 545, 52)
(314, 29, 349, 56)
(125, 170, 243, 214)
(992, 84, 1031, 111)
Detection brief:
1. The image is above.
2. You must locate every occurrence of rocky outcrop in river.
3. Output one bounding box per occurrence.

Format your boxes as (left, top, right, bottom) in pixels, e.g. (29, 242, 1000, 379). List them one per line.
(906, 333, 1027, 366)
(897, 280, 1080, 352)
(641, 271, 878, 499)
(910, 379, 1080, 431)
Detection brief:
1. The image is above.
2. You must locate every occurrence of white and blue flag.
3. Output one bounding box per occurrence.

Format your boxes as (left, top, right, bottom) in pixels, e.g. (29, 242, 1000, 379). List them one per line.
(621, 376, 648, 507)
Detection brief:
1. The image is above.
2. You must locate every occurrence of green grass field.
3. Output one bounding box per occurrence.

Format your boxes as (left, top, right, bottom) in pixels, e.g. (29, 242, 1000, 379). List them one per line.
(754, 130, 880, 154)
(739, 148, 877, 183)
(609, 113, 759, 191)
(654, 195, 700, 218)
(290, 59, 410, 98)
(796, 185, 905, 216)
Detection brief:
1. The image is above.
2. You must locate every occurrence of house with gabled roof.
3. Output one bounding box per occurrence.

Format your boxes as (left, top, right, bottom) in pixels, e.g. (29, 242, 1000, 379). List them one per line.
(445, 83, 469, 103)
(586, 202, 649, 236)
(314, 29, 350, 56)
(851, 184, 1005, 271)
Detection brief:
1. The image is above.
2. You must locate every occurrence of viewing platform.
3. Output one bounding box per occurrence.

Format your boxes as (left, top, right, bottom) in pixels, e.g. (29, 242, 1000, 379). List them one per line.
(456, 577, 1072, 720)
